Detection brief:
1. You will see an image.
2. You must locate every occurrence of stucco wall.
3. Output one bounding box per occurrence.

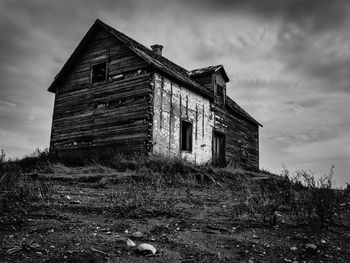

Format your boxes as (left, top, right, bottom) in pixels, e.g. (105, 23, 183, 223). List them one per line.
(152, 73, 214, 164)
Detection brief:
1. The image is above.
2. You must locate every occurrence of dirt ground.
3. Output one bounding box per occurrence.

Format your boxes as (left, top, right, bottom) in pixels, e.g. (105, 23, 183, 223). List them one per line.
(1, 169, 350, 263)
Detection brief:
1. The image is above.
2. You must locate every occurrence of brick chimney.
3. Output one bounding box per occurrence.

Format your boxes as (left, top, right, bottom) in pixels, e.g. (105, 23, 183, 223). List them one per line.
(151, 44, 163, 56)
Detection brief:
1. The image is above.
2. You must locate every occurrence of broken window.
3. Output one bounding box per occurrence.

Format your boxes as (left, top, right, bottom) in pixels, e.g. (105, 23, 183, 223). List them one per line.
(91, 62, 107, 83)
(217, 84, 225, 101)
(181, 120, 193, 152)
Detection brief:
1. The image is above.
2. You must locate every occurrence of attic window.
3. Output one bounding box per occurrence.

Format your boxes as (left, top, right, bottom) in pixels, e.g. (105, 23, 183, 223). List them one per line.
(91, 62, 107, 83)
(217, 84, 224, 100)
(181, 120, 193, 152)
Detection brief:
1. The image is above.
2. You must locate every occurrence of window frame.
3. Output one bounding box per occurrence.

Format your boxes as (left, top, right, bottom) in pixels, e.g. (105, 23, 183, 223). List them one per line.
(180, 119, 193, 152)
(216, 84, 225, 102)
(90, 61, 108, 84)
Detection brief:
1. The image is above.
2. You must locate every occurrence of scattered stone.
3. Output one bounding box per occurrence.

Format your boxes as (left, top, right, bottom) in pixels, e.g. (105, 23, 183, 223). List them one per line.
(137, 243, 156, 255)
(70, 200, 81, 204)
(47, 229, 54, 234)
(290, 246, 298, 251)
(284, 258, 292, 262)
(252, 235, 259, 239)
(36, 251, 42, 255)
(126, 239, 136, 247)
(231, 227, 238, 233)
(65, 195, 71, 200)
(305, 244, 317, 250)
(320, 239, 326, 244)
(274, 212, 282, 217)
(131, 231, 143, 238)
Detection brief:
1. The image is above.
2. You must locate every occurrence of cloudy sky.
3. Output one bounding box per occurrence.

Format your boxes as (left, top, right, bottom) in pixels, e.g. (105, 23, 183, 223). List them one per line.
(0, 0, 349, 186)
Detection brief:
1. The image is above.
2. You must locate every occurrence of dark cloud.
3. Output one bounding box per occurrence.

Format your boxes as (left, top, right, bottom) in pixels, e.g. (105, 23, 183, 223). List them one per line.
(183, 0, 350, 31)
(0, 0, 349, 185)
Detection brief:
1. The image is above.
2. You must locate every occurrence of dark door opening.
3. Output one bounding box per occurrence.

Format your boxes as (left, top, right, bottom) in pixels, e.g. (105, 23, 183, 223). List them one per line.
(213, 131, 226, 167)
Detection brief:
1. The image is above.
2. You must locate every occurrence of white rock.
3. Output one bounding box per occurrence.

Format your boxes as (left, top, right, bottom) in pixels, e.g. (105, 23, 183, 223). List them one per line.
(290, 246, 297, 251)
(126, 239, 136, 247)
(320, 239, 326, 244)
(131, 231, 143, 238)
(137, 243, 156, 254)
(305, 244, 317, 250)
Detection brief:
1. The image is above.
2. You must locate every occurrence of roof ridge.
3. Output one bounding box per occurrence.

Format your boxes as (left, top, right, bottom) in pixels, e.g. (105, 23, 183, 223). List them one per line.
(96, 19, 213, 98)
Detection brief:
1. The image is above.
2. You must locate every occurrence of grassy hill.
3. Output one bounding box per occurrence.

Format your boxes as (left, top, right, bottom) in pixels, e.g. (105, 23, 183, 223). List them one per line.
(0, 150, 349, 262)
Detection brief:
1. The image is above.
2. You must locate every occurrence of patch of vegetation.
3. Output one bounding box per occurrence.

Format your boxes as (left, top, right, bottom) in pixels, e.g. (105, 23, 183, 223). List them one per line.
(0, 149, 53, 213)
(228, 166, 350, 227)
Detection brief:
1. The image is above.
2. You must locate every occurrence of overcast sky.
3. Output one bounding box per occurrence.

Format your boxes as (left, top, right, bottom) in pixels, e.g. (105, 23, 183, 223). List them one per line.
(0, 0, 349, 186)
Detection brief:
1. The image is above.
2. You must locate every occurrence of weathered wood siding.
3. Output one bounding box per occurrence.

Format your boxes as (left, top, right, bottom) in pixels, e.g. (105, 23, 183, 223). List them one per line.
(50, 28, 151, 154)
(151, 73, 214, 164)
(213, 105, 259, 170)
(192, 74, 214, 93)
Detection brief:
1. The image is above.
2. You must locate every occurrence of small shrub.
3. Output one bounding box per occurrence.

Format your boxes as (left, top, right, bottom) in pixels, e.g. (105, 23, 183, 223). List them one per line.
(289, 166, 349, 226)
(0, 149, 6, 164)
(0, 160, 52, 212)
(10, 148, 52, 174)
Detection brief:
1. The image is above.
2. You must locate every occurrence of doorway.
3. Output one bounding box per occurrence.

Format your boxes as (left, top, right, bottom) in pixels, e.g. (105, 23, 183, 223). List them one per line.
(213, 131, 226, 166)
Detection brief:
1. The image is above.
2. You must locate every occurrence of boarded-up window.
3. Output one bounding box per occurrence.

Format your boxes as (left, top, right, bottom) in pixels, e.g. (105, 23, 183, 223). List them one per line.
(181, 120, 193, 152)
(91, 62, 107, 83)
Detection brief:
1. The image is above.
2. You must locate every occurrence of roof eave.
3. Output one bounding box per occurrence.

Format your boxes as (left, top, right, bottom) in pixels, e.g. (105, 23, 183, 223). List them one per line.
(151, 67, 214, 100)
(47, 19, 102, 93)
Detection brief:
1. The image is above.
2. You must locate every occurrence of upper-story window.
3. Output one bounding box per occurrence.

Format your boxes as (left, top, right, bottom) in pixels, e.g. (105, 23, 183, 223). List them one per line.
(91, 62, 108, 83)
(217, 84, 225, 101)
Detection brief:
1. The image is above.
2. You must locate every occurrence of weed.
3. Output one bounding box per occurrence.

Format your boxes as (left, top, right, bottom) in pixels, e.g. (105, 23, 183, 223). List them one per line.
(0, 152, 52, 213)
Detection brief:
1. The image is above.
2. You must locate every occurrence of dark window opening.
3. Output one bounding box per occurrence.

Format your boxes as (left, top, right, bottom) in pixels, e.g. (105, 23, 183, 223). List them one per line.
(217, 84, 224, 100)
(91, 62, 107, 83)
(181, 120, 193, 152)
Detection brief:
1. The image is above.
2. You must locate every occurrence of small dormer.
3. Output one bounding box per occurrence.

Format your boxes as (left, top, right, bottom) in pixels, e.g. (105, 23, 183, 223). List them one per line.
(190, 65, 229, 104)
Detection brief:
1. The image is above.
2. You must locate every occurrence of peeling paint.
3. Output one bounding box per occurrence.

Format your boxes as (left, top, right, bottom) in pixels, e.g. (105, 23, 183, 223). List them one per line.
(152, 73, 213, 164)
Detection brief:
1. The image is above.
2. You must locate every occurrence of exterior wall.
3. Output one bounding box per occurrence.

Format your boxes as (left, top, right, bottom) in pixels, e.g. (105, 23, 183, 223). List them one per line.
(214, 105, 259, 170)
(152, 73, 214, 164)
(50, 27, 151, 154)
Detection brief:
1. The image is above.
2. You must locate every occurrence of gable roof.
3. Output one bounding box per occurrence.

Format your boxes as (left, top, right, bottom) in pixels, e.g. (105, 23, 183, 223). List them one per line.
(48, 19, 213, 99)
(190, 65, 229, 82)
(48, 19, 261, 127)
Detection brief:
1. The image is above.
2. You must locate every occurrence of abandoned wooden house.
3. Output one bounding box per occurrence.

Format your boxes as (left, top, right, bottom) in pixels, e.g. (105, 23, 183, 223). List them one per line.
(48, 19, 262, 170)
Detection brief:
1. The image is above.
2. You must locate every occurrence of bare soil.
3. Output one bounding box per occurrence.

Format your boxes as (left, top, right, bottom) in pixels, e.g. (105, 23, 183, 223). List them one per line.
(1, 169, 350, 263)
